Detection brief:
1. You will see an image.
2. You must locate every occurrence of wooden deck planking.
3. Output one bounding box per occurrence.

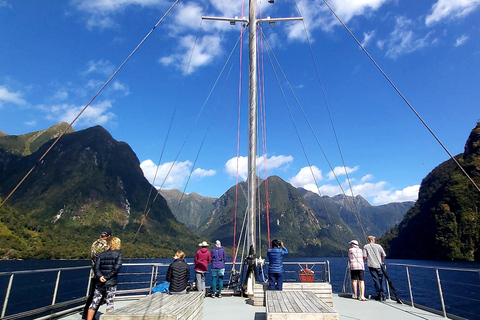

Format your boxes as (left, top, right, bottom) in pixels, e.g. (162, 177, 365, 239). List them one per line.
(266, 290, 339, 320)
(99, 291, 204, 320)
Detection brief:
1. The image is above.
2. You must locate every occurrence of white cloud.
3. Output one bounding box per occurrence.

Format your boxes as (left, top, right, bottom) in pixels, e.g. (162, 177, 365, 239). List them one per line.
(372, 185, 420, 204)
(225, 155, 293, 180)
(192, 168, 216, 178)
(160, 34, 223, 74)
(290, 166, 323, 187)
(286, 0, 388, 41)
(290, 165, 418, 204)
(140, 159, 215, 190)
(43, 100, 116, 127)
(328, 0, 388, 23)
(0, 85, 27, 107)
(111, 81, 130, 96)
(84, 60, 116, 76)
(326, 166, 359, 181)
(426, 0, 480, 26)
(53, 89, 69, 101)
(361, 30, 376, 47)
(378, 16, 434, 58)
(455, 34, 469, 47)
(172, 2, 204, 31)
(24, 120, 36, 126)
(74, 0, 165, 30)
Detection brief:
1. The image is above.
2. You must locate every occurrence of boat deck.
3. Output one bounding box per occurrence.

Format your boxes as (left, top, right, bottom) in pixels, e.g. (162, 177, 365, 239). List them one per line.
(60, 293, 448, 320)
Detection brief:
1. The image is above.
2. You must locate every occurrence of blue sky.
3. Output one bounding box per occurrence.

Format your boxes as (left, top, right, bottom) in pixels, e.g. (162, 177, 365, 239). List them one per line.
(1, 0, 479, 205)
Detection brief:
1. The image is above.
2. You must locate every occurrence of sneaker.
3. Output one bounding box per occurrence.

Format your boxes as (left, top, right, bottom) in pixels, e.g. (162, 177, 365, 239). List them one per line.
(211, 295, 215, 298)
(218, 294, 222, 298)
(359, 296, 368, 301)
(352, 294, 357, 299)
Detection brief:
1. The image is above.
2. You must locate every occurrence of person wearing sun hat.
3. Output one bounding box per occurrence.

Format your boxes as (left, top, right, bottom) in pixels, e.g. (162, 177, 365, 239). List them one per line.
(194, 241, 211, 294)
(349, 240, 367, 301)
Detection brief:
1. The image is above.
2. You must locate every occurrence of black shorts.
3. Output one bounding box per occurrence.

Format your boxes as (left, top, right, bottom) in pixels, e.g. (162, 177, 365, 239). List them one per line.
(351, 270, 365, 281)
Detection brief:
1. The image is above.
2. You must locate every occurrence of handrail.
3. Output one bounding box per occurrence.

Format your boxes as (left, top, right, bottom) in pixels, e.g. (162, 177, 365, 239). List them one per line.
(386, 262, 480, 273)
(384, 262, 480, 319)
(0, 260, 331, 319)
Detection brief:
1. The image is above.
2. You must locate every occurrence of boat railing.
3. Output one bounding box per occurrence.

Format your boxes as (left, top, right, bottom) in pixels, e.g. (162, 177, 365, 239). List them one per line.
(384, 262, 480, 320)
(0, 260, 331, 320)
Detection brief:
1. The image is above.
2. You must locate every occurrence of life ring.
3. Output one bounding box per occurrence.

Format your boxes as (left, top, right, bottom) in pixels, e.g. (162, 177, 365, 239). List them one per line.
(299, 267, 315, 283)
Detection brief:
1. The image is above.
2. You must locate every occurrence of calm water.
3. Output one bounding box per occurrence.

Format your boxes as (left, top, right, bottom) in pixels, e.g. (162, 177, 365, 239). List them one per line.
(0, 257, 479, 319)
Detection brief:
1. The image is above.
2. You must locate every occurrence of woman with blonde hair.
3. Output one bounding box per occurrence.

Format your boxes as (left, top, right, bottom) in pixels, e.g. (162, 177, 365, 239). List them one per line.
(87, 237, 123, 320)
(166, 250, 190, 294)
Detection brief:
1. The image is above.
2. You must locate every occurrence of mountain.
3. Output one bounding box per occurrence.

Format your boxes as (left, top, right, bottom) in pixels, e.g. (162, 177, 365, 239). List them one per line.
(159, 189, 215, 230)
(383, 122, 480, 261)
(0, 125, 199, 259)
(0, 122, 74, 156)
(194, 176, 332, 257)
(173, 176, 412, 257)
(300, 191, 412, 244)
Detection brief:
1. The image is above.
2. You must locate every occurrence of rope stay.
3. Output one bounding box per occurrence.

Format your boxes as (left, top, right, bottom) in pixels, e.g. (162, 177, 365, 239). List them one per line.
(259, 28, 358, 257)
(293, 0, 366, 241)
(321, 0, 480, 194)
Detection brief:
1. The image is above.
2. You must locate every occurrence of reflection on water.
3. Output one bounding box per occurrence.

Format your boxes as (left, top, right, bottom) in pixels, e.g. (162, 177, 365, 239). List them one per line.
(0, 257, 479, 320)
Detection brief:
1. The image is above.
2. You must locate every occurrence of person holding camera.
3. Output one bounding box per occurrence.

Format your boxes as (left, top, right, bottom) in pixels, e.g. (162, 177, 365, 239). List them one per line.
(267, 239, 288, 290)
(210, 240, 226, 298)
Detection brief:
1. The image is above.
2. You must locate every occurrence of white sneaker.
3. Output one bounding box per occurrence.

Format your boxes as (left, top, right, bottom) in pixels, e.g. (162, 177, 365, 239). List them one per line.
(352, 294, 357, 299)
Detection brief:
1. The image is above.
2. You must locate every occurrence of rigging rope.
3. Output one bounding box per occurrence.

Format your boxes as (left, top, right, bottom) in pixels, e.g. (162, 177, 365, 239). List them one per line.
(293, 0, 366, 241)
(138, 30, 245, 237)
(322, 0, 480, 194)
(257, 5, 271, 249)
(0, 0, 181, 211)
(260, 28, 352, 257)
(233, 1, 246, 266)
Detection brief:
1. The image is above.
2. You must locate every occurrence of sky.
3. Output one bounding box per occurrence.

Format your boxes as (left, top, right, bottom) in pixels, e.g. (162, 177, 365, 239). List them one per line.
(1, 0, 479, 205)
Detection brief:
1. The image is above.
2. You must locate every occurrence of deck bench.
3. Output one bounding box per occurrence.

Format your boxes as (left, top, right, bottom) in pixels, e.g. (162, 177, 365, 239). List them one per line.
(100, 291, 204, 320)
(254, 282, 334, 307)
(266, 290, 339, 320)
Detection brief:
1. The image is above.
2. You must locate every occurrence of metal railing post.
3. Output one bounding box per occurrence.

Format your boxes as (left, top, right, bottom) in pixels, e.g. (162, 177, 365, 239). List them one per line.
(148, 266, 155, 295)
(405, 266, 414, 307)
(327, 260, 331, 283)
(384, 264, 391, 300)
(1, 274, 14, 319)
(52, 270, 61, 305)
(435, 268, 447, 318)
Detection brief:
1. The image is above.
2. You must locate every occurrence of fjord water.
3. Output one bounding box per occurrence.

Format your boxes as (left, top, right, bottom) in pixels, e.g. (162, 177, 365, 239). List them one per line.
(0, 257, 479, 319)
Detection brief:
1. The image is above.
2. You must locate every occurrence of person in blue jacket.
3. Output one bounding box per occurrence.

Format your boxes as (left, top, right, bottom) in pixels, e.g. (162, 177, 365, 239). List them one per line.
(267, 239, 288, 290)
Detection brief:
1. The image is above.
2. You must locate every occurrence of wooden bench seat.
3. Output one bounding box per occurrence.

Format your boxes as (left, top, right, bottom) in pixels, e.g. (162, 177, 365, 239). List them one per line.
(100, 291, 204, 320)
(254, 282, 334, 307)
(266, 290, 339, 320)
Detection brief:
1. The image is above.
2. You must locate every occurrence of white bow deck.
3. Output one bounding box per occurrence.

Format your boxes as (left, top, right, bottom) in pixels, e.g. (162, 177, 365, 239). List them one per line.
(60, 293, 449, 320)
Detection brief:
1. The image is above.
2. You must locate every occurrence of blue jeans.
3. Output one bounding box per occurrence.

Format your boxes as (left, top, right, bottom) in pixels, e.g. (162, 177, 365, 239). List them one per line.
(268, 272, 283, 290)
(369, 267, 385, 298)
(211, 268, 224, 295)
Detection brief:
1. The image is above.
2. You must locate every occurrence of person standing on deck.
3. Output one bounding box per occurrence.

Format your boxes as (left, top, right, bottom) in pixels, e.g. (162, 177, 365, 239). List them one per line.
(87, 237, 123, 320)
(194, 241, 211, 295)
(267, 239, 288, 290)
(210, 240, 226, 298)
(363, 235, 387, 301)
(166, 250, 190, 294)
(348, 240, 367, 301)
(82, 227, 111, 320)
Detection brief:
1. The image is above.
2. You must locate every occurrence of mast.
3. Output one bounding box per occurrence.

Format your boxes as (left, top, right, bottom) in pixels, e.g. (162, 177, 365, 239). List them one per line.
(203, 1, 302, 296)
(247, 0, 258, 262)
